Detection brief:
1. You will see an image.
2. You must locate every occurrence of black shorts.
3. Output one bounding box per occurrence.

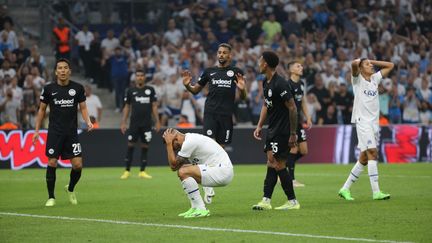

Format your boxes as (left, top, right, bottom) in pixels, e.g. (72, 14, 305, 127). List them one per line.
(46, 132, 81, 159)
(297, 127, 307, 143)
(128, 126, 152, 144)
(264, 134, 290, 160)
(203, 113, 233, 145)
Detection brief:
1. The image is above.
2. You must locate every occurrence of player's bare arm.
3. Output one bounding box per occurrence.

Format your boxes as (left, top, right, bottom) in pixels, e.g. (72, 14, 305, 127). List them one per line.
(301, 96, 312, 129)
(182, 70, 203, 95)
(79, 101, 94, 131)
(120, 104, 130, 134)
(351, 58, 361, 77)
(163, 128, 185, 171)
(369, 60, 394, 78)
(32, 102, 48, 145)
(253, 104, 268, 140)
(285, 98, 298, 147)
(152, 102, 161, 132)
(235, 73, 247, 100)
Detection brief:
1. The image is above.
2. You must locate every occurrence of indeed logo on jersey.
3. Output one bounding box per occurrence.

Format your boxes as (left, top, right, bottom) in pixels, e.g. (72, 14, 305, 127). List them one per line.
(135, 96, 150, 104)
(53, 98, 74, 107)
(363, 90, 378, 97)
(212, 79, 232, 88)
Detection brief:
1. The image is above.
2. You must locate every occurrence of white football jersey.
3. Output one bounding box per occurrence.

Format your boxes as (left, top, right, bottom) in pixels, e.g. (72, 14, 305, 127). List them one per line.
(351, 71, 382, 124)
(178, 133, 233, 168)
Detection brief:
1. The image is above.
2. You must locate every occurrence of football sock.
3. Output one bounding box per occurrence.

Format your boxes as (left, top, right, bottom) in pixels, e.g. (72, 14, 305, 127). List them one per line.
(286, 153, 296, 180)
(68, 168, 82, 192)
(125, 146, 134, 171)
(368, 160, 380, 193)
(181, 177, 205, 210)
(263, 167, 278, 199)
(46, 166, 56, 199)
(140, 147, 148, 171)
(277, 168, 296, 200)
(342, 161, 365, 190)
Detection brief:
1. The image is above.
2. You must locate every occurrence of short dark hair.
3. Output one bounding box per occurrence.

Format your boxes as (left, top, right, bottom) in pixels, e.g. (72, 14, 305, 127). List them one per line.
(287, 61, 297, 70)
(262, 51, 279, 69)
(55, 58, 71, 70)
(218, 43, 232, 51)
(135, 69, 145, 74)
(359, 58, 368, 68)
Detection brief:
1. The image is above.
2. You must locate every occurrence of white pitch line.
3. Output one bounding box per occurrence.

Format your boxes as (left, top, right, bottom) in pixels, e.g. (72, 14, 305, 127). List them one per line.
(0, 212, 413, 243)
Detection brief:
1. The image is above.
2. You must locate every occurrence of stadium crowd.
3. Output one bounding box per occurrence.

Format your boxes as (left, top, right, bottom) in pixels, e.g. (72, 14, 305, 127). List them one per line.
(1, 0, 432, 129)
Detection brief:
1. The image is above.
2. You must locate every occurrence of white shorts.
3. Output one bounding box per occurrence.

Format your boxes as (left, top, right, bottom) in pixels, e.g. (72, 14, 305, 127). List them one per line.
(198, 164, 234, 187)
(356, 122, 379, 152)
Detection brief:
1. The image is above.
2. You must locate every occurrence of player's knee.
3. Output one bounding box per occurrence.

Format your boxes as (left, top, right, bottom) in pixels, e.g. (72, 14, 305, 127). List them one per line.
(177, 167, 189, 180)
(48, 159, 58, 167)
(367, 149, 378, 160)
(300, 147, 308, 155)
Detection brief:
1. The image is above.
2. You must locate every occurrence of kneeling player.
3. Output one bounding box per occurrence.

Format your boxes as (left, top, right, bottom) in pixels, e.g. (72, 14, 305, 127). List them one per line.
(163, 128, 234, 218)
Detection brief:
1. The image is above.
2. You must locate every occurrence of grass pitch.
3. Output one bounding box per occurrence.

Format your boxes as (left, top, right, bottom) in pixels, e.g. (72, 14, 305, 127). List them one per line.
(0, 163, 431, 243)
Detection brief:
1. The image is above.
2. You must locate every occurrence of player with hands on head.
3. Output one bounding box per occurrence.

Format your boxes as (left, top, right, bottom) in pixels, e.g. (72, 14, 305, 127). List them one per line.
(338, 57, 394, 201)
(163, 128, 234, 218)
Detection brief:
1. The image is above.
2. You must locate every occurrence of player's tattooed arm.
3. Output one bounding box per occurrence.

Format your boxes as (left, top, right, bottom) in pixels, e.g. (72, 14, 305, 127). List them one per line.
(172, 155, 190, 171)
(285, 98, 298, 147)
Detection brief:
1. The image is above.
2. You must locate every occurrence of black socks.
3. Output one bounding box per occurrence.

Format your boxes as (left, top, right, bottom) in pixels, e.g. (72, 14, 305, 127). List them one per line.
(46, 166, 56, 199)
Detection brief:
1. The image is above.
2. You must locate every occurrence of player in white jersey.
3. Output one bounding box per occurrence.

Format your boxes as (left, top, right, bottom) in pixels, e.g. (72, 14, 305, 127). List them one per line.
(339, 58, 394, 201)
(163, 128, 234, 218)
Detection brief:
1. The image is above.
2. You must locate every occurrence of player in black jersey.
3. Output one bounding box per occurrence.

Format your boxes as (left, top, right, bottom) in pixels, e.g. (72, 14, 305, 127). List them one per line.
(181, 43, 246, 204)
(32, 58, 94, 207)
(120, 69, 160, 179)
(252, 51, 300, 210)
(286, 62, 312, 188)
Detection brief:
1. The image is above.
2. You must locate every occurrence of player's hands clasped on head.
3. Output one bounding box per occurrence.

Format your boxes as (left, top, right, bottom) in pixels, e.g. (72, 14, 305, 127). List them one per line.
(163, 128, 176, 144)
(181, 70, 192, 86)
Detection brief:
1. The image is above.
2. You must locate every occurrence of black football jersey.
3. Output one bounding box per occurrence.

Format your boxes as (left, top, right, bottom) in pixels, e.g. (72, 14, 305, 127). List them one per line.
(40, 81, 86, 134)
(197, 65, 244, 115)
(288, 78, 305, 122)
(263, 73, 294, 137)
(124, 85, 157, 127)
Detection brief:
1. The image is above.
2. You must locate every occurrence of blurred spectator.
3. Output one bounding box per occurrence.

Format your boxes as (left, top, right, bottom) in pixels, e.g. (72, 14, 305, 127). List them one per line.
(305, 93, 322, 124)
(378, 83, 390, 120)
(12, 37, 30, 67)
(0, 60, 16, 79)
(334, 83, 353, 124)
(388, 86, 403, 124)
(101, 29, 120, 55)
(71, 0, 88, 25)
(0, 5, 13, 32)
(52, 17, 71, 60)
(163, 19, 183, 47)
(80, 85, 102, 128)
(161, 74, 183, 126)
(0, 20, 18, 50)
(21, 75, 38, 129)
(75, 24, 94, 80)
(402, 86, 420, 123)
(110, 47, 129, 112)
(176, 114, 194, 128)
(262, 14, 282, 44)
(0, 88, 20, 126)
(318, 104, 337, 125)
(309, 73, 331, 119)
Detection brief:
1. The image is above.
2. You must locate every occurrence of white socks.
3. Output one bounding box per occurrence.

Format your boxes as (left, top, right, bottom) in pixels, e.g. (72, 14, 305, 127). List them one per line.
(342, 161, 365, 190)
(368, 160, 380, 193)
(181, 177, 206, 210)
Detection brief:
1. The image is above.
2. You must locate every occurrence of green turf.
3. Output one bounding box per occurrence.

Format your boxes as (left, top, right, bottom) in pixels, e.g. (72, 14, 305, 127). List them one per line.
(0, 164, 431, 243)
